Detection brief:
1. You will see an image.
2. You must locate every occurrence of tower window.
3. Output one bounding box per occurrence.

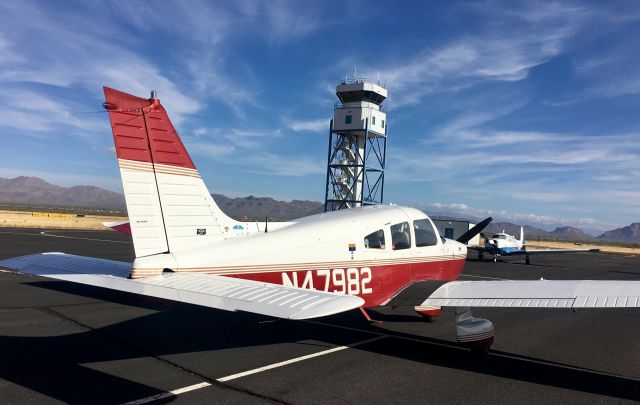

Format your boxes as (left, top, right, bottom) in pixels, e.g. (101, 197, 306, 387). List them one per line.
(372, 116, 376, 125)
(381, 119, 385, 128)
(345, 115, 352, 124)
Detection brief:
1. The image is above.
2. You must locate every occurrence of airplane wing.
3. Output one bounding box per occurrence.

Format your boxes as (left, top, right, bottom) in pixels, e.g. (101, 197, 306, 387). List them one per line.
(103, 221, 132, 235)
(520, 248, 600, 255)
(0, 253, 364, 320)
(467, 246, 489, 252)
(466, 246, 599, 256)
(420, 280, 640, 308)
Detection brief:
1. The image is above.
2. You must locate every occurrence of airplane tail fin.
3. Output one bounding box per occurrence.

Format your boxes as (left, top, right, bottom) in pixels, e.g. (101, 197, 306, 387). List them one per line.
(103, 87, 242, 258)
(520, 225, 525, 246)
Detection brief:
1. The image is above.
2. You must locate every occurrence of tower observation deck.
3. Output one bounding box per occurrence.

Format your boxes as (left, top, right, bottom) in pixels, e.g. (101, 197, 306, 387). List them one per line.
(324, 78, 388, 211)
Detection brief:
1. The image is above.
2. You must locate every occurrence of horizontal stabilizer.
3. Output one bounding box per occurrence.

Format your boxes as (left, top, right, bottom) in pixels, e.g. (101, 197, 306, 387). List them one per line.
(103, 221, 132, 235)
(0, 252, 131, 278)
(0, 253, 364, 320)
(421, 280, 640, 308)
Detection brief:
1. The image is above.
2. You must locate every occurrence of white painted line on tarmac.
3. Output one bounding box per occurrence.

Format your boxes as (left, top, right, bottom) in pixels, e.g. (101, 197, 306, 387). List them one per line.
(122, 382, 211, 405)
(39, 232, 132, 244)
(0, 230, 132, 244)
(121, 335, 387, 404)
(217, 335, 387, 382)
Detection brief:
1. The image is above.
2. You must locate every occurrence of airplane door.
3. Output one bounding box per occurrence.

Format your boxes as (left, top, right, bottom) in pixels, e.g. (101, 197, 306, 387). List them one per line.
(411, 219, 446, 281)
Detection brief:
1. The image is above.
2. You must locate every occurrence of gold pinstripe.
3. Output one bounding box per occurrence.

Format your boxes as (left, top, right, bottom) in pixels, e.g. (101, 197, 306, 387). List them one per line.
(118, 159, 201, 178)
(129, 255, 467, 278)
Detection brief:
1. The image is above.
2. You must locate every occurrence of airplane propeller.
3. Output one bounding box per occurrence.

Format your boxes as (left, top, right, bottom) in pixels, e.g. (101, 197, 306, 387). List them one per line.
(456, 217, 493, 244)
(479, 232, 490, 243)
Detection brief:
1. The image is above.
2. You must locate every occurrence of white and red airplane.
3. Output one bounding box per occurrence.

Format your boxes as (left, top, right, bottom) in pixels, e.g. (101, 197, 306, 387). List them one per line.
(1, 87, 639, 353)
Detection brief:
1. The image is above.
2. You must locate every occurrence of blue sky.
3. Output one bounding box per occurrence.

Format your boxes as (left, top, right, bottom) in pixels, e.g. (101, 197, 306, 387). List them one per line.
(1, 1, 639, 233)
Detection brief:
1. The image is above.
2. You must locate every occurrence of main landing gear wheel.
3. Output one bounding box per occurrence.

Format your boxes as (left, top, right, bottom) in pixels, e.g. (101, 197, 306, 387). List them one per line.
(455, 307, 494, 354)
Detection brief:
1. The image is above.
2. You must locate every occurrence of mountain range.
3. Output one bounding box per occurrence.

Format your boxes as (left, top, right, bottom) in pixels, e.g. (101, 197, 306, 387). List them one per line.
(0, 176, 637, 242)
(211, 193, 322, 221)
(0, 176, 126, 210)
(0, 176, 321, 221)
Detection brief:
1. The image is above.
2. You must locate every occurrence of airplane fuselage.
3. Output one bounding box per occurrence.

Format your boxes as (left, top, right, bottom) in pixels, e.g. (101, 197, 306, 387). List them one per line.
(132, 205, 467, 307)
(484, 232, 524, 256)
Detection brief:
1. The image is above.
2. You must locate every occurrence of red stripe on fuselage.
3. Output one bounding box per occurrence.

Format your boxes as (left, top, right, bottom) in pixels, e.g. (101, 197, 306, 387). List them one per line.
(225, 258, 465, 308)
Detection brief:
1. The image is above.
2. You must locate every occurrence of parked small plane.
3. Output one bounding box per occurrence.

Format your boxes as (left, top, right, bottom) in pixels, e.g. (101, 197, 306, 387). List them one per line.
(470, 226, 599, 264)
(0, 87, 637, 353)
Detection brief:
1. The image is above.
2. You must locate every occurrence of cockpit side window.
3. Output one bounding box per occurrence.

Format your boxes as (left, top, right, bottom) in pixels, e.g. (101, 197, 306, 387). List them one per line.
(391, 222, 411, 250)
(414, 219, 438, 247)
(364, 229, 385, 249)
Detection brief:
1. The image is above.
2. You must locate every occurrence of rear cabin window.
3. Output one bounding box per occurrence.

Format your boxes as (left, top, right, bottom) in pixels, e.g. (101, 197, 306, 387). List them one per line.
(414, 219, 438, 247)
(364, 229, 385, 249)
(391, 222, 411, 250)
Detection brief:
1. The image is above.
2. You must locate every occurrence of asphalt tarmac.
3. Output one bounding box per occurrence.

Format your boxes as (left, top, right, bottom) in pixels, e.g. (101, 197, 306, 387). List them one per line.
(0, 228, 639, 404)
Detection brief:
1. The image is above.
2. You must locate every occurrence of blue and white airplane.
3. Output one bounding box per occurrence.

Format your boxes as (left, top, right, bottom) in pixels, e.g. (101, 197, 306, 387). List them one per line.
(470, 226, 599, 264)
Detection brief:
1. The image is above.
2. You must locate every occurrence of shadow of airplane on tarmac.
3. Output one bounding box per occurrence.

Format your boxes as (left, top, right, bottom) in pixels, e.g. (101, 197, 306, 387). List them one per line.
(0, 279, 638, 403)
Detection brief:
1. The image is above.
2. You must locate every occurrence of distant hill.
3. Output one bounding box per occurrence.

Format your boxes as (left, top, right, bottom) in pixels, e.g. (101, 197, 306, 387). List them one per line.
(598, 223, 640, 243)
(0, 176, 322, 220)
(484, 222, 549, 238)
(0, 176, 126, 210)
(2, 176, 637, 239)
(549, 226, 595, 240)
(211, 194, 322, 221)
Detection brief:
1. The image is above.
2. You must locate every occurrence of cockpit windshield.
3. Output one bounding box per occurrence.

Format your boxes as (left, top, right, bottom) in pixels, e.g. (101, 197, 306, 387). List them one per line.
(414, 219, 438, 247)
(492, 234, 507, 239)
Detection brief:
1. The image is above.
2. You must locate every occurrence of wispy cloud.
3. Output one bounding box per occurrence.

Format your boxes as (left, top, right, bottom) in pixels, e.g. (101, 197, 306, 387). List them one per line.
(185, 141, 236, 159)
(246, 152, 325, 177)
(0, 87, 107, 137)
(183, 124, 322, 177)
(327, 2, 596, 108)
(287, 118, 328, 133)
(573, 52, 640, 99)
(0, 2, 202, 124)
(425, 201, 618, 233)
(253, 1, 325, 43)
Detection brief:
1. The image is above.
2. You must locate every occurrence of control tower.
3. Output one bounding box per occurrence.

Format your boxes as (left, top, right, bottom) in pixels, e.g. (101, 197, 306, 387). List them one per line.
(324, 78, 388, 211)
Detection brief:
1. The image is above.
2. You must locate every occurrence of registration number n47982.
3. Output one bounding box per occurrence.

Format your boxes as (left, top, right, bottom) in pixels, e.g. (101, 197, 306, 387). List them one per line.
(282, 268, 373, 295)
